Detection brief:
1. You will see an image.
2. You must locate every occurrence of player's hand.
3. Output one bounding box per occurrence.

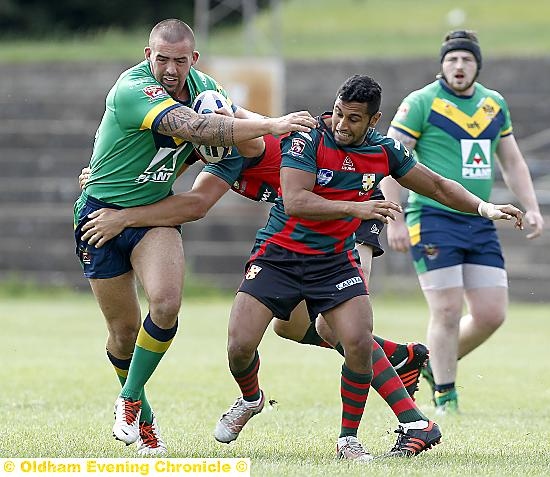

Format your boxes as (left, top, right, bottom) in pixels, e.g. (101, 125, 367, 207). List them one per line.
(268, 111, 316, 135)
(79, 167, 91, 190)
(386, 219, 411, 253)
(354, 200, 402, 223)
(214, 106, 234, 117)
(478, 201, 524, 229)
(81, 208, 126, 248)
(523, 209, 544, 239)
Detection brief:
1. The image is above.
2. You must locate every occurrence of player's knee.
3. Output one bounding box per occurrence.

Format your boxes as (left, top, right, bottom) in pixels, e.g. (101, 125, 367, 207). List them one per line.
(341, 332, 373, 359)
(110, 324, 140, 355)
(148, 294, 182, 325)
(272, 319, 292, 340)
(474, 310, 506, 331)
(227, 340, 256, 367)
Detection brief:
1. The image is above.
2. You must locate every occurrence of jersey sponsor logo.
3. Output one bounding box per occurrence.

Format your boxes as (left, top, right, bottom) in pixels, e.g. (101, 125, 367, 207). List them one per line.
(370, 224, 380, 235)
(289, 137, 306, 155)
(245, 264, 262, 280)
(135, 146, 185, 184)
(461, 139, 491, 179)
(317, 168, 334, 186)
(342, 156, 355, 171)
(260, 187, 272, 202)
(142, 85, 169, 101)
(335, 276, 363, 291)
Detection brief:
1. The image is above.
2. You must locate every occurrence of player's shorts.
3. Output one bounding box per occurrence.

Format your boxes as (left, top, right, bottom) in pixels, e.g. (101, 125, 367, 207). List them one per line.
(239, 243, 368, 321)
(74, 195, 180, 279)
(407, 205, 505, 276)
(355, 219, 385, 257)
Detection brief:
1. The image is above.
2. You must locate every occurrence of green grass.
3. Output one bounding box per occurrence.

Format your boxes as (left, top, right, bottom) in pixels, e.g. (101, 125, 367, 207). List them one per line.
(1, 0, 550, 62)
(1, 293, 549, 475)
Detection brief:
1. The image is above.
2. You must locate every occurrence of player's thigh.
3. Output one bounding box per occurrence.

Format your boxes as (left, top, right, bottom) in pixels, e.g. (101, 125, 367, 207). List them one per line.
(355, 243, 373, 285)
(131, 227, 185, 304)
(464, 265, 508, 320)
(274, 301, 311, 340)
(322, 295, 373, 347)
(89, 270, 141, 329)
(229, 292, 275, 351)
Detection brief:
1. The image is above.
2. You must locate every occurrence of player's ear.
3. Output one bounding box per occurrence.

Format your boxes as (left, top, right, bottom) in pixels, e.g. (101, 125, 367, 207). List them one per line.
(369, 111, 382, 128)
(144, 47, 152, 61)
(192, 50, 200, 65)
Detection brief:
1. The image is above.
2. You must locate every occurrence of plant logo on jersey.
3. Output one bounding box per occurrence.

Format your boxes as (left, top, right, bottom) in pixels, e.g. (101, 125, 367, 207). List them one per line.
(136, 147, 181, 184)
(461, 139, 491, 179)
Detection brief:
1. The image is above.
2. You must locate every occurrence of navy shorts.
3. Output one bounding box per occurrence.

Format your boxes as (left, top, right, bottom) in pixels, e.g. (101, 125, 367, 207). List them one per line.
(74, 195, 180, 279)
(238, 243, 368, 321)
(407, 206, 504, 275)
(355, 219, 385, 257)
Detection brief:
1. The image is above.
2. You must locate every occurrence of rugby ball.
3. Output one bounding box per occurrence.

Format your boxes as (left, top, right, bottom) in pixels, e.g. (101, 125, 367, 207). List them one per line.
(192, 90, 233, 163)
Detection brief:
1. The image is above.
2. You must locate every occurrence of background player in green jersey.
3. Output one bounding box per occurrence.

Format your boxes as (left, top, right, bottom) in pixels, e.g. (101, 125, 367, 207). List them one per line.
(381, 30, 544, 414)
(73, 18, 315, 456)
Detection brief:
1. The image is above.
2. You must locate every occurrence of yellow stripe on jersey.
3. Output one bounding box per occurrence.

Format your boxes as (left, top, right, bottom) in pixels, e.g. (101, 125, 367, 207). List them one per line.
(390, 120, 422, 139)
(140, 98, 180, 131)
(136, 326, 174, 353)
(408, 223, 421, 246)
(431, 97, 502, 138)
(501, 125, 513, 136)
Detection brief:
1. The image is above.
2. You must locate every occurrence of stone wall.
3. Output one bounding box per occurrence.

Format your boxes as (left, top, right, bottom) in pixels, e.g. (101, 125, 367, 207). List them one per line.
(0, 59, 548, 300)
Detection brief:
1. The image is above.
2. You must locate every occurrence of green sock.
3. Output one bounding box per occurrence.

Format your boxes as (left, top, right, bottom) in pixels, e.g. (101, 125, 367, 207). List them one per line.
(106, 350, 153, 422)
(120, 314, 178, 402)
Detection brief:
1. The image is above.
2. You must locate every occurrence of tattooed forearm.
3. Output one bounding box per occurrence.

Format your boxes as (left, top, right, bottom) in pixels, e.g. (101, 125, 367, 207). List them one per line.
(157, 105, 237, 146)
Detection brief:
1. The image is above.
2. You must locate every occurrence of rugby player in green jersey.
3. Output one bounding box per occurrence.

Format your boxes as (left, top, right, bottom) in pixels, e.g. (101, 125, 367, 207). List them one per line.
(73, 18, 315, 456)
(381, 30, 544, 414)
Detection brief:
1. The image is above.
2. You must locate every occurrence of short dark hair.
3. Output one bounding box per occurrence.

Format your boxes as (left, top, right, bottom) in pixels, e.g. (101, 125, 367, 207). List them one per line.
(149, 19, 195, 48)
(440, 30, 482, 70)
(336, 74, 382, 115)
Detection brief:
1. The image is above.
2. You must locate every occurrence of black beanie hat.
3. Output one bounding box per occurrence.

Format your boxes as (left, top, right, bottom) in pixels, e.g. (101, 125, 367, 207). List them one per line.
(440, 30, 482, 70)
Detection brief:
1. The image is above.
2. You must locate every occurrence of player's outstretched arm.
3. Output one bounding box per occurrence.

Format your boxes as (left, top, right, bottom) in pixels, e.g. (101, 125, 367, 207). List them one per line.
(397, 163, 524, 229)
(81, 172, 231, 248)
(157, 105, 315, 146)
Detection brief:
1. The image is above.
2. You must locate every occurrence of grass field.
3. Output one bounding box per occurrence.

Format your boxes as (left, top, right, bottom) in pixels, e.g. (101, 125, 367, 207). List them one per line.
(1, 293, 549, 476)
(1, 0, 550, 62)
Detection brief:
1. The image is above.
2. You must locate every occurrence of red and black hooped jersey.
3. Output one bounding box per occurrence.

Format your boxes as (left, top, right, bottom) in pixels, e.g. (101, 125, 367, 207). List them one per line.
(253, 115, 416, 255)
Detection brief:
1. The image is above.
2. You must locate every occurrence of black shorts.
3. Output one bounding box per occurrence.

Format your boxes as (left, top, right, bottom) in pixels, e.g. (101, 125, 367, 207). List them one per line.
(239, 243, 368, 321)
(355, 219, 385, 257)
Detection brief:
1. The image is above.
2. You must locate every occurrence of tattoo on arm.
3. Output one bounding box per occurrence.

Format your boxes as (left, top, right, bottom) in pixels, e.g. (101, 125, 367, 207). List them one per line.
(157, 105, 235, 146)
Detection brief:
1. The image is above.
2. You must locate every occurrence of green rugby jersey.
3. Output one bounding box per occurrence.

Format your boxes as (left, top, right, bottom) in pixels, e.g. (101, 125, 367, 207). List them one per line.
(390, 79, 512, 215)
(75, 62, 231, 217)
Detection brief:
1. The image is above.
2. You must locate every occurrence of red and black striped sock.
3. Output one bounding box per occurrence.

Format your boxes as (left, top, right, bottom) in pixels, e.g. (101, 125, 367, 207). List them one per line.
(373, 335, 409, 367)
(339, 364, 372, 438)
(370, 342, 427, 423)
(231, 351, 261, 402)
